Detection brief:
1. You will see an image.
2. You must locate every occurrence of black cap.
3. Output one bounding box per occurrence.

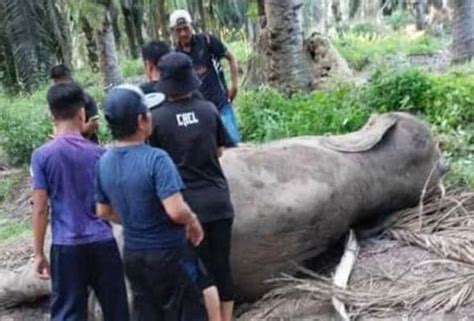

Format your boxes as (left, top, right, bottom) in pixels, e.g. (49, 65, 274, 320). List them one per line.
(156, 52, 201, 97)
(104, 85, 148, 124)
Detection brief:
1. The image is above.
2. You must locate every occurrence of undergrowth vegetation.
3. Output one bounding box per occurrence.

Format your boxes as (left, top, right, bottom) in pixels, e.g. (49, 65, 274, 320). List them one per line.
(334, 31, 447, 71)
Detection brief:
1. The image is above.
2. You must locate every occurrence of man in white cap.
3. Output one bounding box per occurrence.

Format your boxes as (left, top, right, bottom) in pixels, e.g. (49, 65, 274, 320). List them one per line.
(169, 9, 241, 148)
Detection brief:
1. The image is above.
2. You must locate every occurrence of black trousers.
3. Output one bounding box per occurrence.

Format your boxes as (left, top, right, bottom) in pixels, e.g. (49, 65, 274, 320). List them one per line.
(123, 245, 207, 321)
(50, 239, 129, 321)
(197, 219, 235, 301)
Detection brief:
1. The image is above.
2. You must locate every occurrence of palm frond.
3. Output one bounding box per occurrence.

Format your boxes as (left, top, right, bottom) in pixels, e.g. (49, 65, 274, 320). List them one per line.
(0, 3, 18, 91)
(3, 0, 40, 90)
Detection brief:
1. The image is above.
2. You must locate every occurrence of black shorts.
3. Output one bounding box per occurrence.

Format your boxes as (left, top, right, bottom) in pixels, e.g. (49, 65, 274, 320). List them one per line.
(197, 218, 235, 301)
(124, 245, 207, 321)
(50, 239, 129, 321)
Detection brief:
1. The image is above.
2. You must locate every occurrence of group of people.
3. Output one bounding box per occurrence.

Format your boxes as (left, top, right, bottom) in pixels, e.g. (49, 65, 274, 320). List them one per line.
(31, 9, 241, 321)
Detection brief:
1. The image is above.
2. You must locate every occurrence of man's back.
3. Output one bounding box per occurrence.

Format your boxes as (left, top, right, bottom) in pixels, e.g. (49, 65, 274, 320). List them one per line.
(96, 144, 186, 250)
(149, 96, 233, 223)
(31, 133, 112, 245)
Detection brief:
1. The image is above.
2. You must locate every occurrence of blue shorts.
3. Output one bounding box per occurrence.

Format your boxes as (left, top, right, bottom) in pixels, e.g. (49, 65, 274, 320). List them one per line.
(219, 102, 241, 147)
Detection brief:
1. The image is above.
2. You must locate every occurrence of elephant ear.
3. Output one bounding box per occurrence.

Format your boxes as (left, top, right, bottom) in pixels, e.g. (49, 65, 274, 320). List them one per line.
(321, 113, 398, 153)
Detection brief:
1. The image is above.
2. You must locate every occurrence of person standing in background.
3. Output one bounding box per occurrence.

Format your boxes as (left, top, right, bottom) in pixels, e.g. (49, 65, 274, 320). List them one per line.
(140, 41, 170, 95)
(49, 65, 100, 143)
(170, 9, 241, 147)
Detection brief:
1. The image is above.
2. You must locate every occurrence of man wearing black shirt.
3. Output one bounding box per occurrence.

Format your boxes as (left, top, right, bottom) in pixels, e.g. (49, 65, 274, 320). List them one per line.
(49, 65, 100, 143)
(150, 52, 235, 321)
(170, 9, 241, 147)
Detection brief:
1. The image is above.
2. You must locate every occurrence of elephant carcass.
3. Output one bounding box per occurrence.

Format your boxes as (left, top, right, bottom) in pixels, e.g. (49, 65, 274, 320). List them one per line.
(0, 112, 446, 307)
(223, 112, 446, 300)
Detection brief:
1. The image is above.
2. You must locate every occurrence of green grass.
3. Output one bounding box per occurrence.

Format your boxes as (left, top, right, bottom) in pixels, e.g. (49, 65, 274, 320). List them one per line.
(0, 177, 21, 203)
(0, 220, 30, 241)
(0, 86, 52, 165)
(335, 32, 447, 71)
(120, 58, 143, 78)
(228, 39, 252, 64)
(447, 155, 474, 190)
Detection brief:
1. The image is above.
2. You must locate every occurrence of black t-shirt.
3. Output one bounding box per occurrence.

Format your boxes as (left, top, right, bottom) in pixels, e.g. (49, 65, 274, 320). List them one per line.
(84, 93, 99, 143)
(149, 96, 234, 223)
(140, 81, 160, 95)
(176, 34, 229, 110)
(84, 93, 98, 120)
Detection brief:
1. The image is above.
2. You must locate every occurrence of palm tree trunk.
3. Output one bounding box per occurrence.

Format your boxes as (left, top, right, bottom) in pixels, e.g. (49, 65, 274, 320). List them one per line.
(197, 0, 207, 32)
(414, 0, 428, 30)
(207, 0, 216, 34)
(45, 0, 72, 64)
(147, 0, 160, 40)
(257, 0, 266, 29)
(157, 0, 170, 43)
(355, 0, 382, 20)
(451, 0, 474, 63)
(303, 0, 329, 34)
(349, 0, 361, 19)
(122, 4, 139, 58)
(0, 21, 18, 91)
(132, 4, 144, 49)
(264, 0, 312, 92)
(81, 17, 99, 71)
(111, 6, 122, 50)
(96, 10, 123, 88)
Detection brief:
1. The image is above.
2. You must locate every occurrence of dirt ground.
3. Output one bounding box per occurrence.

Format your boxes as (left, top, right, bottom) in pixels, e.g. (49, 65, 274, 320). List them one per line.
(0, 300, 49, 321)
(237, 240, 474, 320)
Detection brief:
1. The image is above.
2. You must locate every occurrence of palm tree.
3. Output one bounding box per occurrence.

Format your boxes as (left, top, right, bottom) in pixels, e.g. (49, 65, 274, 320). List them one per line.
(97, 1, 123, 87)
(451, 0, 474, 63)
(121, 0, 145, 59)
(414, 0, 428, 30)
(157, 0, 171, 43)
(0, 0, 71, 91)
(69, 0, 123, 87)
(264, 0, 312, 92)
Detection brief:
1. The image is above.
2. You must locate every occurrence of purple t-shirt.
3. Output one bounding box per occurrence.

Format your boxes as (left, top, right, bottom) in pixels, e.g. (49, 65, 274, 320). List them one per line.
(31, 133, 113, 245)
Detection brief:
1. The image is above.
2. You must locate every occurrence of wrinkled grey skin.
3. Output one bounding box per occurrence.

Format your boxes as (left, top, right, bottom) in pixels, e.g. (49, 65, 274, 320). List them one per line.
(0, 112, 446, 307)
(223, 112, 446, 299)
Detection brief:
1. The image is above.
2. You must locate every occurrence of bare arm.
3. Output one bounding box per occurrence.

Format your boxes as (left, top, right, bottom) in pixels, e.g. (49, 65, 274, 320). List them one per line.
(96, 203, 122, 224)
(32, 190, 49, 257)
(32, 190, 50, 279)
(162, 192, 203, 246)
(162, 192, 197, 225)
(225, 51, 239, 102)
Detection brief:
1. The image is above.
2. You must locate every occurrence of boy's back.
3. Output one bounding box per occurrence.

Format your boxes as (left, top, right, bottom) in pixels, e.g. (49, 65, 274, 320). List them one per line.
(31, 83, 128, 321)
(32, 133, 112, 244)
(97, 144, 185, 250)
(97, 84, 207, 320)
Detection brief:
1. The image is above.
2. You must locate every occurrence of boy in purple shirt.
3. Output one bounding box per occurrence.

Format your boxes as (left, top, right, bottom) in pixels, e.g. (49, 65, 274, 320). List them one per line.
(30, 82, 129, 321)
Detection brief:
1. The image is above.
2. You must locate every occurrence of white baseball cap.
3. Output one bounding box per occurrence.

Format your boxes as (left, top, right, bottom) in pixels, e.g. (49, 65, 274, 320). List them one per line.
(169, 9, 192, 28)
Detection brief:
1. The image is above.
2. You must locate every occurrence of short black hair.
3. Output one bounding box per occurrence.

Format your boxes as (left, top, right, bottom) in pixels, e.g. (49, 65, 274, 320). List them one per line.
(142, 41, 170, 66)
(107, 113, 148, 140)
(47, 83, 85, 120)
(49, 64, 72, 81)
